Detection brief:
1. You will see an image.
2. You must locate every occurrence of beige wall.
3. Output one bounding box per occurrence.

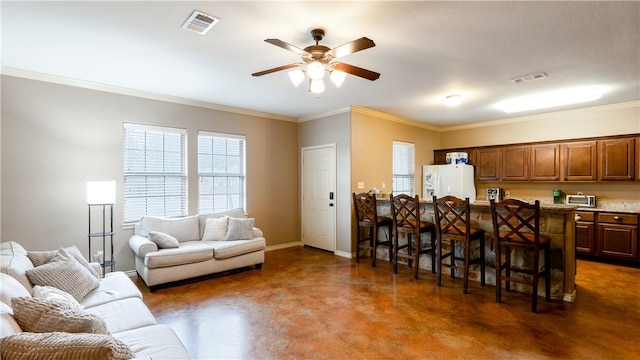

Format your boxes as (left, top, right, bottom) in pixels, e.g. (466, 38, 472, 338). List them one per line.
(1, 75, 300, 272)
(298, 111, 351, 254)
(439, 101, 640, 203)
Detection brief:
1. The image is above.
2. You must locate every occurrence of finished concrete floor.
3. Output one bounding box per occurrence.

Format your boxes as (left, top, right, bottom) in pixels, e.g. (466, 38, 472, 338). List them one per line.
(135, 246, 640, 359)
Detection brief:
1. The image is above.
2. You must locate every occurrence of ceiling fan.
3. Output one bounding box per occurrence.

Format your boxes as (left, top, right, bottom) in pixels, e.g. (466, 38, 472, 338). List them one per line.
(252, 29, 380, 92)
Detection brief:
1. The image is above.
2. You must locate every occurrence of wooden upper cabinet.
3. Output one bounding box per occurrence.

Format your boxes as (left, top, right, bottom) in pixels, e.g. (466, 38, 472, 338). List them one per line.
(433, 149, 475, 166)
(598, 138, 635, 180)
(637, 137, 640, 181)
(530, 144, 560, 181)
(502, 145, 529, 181)
(477, 147, 501, 181)
(562, 141, 597, 181)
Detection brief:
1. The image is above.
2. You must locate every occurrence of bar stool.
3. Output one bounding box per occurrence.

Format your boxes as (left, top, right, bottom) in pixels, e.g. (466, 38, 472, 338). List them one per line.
(389, 193, 436, 279)
(432, 195, 485, 294)
(352, 192, 393, 267)
(490, 199, 551, 313)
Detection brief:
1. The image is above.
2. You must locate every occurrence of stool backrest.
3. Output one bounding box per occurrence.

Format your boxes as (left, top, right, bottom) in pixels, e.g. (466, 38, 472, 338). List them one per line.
(490, 199, 541, 245)
(353, 192, 379, 225)
(390, 193, 421, 230)
(433, 195, 471, 237)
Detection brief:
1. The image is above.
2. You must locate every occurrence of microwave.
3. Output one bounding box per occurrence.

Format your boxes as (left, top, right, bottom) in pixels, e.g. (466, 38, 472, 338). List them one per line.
(566, 194, 596, 208)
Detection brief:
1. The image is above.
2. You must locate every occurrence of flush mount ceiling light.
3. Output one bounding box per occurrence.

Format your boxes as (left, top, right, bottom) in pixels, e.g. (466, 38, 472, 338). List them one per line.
(495, 86, 603, 113)
(252, 29, 380, 94)
(444, 94, 463, 107)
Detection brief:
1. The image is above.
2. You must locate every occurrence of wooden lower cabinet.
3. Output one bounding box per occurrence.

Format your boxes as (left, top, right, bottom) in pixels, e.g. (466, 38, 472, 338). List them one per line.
(575, 211, 596, 255)
(577, 211, 639, 263)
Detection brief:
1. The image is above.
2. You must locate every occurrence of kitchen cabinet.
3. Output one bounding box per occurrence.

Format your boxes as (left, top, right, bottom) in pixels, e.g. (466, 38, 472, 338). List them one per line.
(530, 144, 560, 181)
(562, 141, 597, 181)
(636, 137, 640, 181)
(476, 147, 501, 181)
(599, 138, 635, 180)
(597, 212, 638, 261)
(502, 145, 529, 181)
(575, 211, 596, 255)
(433, 149, 475, 166)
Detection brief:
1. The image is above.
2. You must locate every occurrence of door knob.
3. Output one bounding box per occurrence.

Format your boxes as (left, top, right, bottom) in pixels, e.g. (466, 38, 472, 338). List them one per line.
(329, 203, 334, 207)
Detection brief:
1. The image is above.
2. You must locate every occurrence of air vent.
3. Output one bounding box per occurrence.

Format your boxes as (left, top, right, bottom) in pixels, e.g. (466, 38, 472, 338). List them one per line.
(511, 72, 548, 84)
(181, 10, 219, 35)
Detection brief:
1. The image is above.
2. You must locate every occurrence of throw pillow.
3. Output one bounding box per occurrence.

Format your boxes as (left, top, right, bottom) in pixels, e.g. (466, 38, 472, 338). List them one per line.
(11, 297, 108, 334)
(28, 246, 100, 280)
(33, 285, 82, 309)
(148, 231, 180, 249)
(63, 246, 101, 280)
(202, 216, 229, 241)
(25, 248, 99, 302)
(225, 217, 255, 240)
(0, 332, 135, 360)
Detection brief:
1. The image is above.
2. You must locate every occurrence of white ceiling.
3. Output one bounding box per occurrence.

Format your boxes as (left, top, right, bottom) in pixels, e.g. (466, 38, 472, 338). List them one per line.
(2, 1, 639, 127)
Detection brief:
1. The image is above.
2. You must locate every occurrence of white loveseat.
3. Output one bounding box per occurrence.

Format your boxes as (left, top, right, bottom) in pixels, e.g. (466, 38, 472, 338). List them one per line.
(0, 241, 190, 359)
(128, 208, 265, 291)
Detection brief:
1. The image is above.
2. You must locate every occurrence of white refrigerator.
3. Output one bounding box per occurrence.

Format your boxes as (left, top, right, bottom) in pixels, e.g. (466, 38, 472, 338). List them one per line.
(423, 164, 476, 202)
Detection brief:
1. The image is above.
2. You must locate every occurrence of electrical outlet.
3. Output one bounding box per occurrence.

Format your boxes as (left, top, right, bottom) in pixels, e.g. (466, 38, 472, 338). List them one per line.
(505, 191, 511, 198)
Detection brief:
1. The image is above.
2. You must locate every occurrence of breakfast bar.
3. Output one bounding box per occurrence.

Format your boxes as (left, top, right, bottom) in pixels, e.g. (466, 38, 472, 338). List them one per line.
(376, 198, 578, 302)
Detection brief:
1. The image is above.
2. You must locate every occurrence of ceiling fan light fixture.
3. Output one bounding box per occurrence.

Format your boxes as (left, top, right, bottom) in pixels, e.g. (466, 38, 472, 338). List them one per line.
(288, 69, 305, 87)
(330, 70, 347, 88)
(444, 94, 462, 107)
(307, 61, 325, 80)
(309, 79, 325, 94)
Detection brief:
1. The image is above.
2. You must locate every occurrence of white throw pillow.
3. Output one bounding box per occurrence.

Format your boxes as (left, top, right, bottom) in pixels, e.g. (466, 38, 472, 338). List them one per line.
(33, 285, 81, 309)
(148, 231, 180, 249)
(225, 217, 255, 240)
(202, 216, 229, 241)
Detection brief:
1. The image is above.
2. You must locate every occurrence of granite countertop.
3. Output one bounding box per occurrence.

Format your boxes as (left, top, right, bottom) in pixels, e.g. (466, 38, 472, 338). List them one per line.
(574, 201, 640, 214)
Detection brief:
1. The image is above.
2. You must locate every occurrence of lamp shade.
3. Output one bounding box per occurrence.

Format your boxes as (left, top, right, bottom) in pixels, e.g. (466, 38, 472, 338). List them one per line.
(87, 180, 116, 204)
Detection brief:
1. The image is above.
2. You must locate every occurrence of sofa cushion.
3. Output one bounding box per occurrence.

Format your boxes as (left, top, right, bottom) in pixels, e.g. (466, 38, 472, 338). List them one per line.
(11, 297, 108, 334)
(0, 332, 135, 360)
(138, 215, 200, 242)
(202, 216, 229, 241)
(28, 246, 100, 280)
(80, 272, 143, 309)
(225, 217, 255, 240)
(83, 297, 157, 334)
(33, 285, 81, 309)
(0, 302, 22, 339)
(144, 241, 213, 269)
(25, 248, 99, 302)
(113, 324, 191, 360)
(0, 273, 31, 307)
(208, 238, 266, 260)
(148, 231, 180, 249)
(1, 241, 35, 292)
(198, 208, 246, 238)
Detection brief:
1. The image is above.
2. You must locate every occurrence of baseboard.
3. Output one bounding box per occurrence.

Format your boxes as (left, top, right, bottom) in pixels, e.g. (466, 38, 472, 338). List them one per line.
(563, 290, 577, 303)
(265, 241, 302, 252)
(334, 250, 352, 259)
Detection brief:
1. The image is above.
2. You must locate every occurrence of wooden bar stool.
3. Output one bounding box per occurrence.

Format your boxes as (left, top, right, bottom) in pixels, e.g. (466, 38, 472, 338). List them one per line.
(352, 192, 393, 267)
(490, 199, 551, 313)
(389, 193, 436, 279)
(433, 195, 485, 294)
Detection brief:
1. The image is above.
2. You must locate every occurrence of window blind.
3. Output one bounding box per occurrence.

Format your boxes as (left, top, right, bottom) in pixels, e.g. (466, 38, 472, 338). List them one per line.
(198, 131, 246, 213)
(392, 141, 415, 196)
(123, 123, 187, 222)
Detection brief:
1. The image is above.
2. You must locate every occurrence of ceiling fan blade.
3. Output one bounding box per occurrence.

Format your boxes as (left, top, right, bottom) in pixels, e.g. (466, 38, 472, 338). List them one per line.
(264, 39, 309, 56)
(252, 63, 300, 77)
(333, 62, 380, 81)
(328, 37, 376, 58)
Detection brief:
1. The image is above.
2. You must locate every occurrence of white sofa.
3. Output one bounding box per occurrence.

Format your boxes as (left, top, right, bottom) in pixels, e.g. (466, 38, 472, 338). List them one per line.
(0, 241, 190, 359)
(129, 208, 265, 291)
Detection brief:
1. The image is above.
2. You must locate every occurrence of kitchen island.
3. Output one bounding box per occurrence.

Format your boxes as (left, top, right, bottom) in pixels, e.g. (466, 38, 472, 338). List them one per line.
(375, 198, 578, 302)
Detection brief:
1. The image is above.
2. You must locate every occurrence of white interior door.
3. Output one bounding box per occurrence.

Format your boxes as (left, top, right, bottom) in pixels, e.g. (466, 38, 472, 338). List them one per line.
(302, 144, 336, 252)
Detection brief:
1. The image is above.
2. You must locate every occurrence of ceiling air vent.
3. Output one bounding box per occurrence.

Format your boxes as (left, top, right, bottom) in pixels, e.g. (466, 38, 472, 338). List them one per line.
(511, 72, 548, 84)
(181, 10, 219, 35)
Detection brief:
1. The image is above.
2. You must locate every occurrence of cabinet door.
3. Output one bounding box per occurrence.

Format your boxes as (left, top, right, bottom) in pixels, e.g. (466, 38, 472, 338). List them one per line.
(530, 144, 560, 181)
(598, 224, 638, 260)
(576, 222, 596, 255)
(636, 137, 640, 181)
(599, 138, 635, 180)
(434, 150, 448, 165)
(502, 146, 529, 181)
(562, 141, 597, 181)
(477, 147, 501, 181)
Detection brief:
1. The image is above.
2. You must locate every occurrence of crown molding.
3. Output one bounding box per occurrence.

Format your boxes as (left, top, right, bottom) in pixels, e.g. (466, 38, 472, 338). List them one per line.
(350, 106, 441, 131)
(0, 66, 298, 123)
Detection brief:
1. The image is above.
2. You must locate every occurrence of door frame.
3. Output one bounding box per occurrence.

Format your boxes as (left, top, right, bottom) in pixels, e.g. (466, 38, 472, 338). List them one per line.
(301, 143, 337, 253)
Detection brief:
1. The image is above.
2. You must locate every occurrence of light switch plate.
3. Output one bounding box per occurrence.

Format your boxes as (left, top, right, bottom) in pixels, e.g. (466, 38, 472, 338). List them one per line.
(357, 182, 364, 189)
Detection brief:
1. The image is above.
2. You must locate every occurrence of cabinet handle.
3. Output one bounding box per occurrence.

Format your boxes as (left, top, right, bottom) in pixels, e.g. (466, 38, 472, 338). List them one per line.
(575, 215, 582, 221)
(613, 216, 622, 221)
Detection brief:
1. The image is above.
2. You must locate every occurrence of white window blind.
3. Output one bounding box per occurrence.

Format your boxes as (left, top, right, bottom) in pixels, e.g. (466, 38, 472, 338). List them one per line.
(392, 141, 415, 196)
(198, 132, 246, 213)
(123, 124, 187, 222)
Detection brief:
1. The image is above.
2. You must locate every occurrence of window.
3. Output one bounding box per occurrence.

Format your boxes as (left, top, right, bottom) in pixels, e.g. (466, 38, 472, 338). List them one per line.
(123, 124, 187, 222)
(392, 141, 415, 196)
(198, 132, 246, 213)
